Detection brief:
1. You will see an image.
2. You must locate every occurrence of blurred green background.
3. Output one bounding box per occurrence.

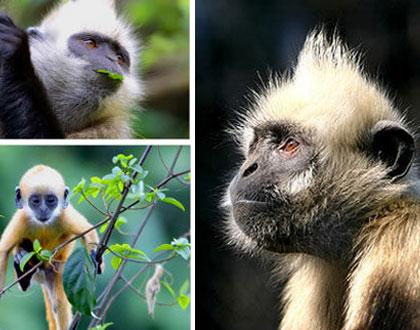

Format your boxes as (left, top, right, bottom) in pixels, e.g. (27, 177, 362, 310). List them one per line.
(0, 146, 190, 330)
(0, 0, 189, 138)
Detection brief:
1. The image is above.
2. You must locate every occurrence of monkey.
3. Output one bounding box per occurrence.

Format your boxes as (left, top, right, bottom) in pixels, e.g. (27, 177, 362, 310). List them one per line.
(0, 165, 101, 330)
(0, 0, 141, 139)
(223, 31, 420, 330)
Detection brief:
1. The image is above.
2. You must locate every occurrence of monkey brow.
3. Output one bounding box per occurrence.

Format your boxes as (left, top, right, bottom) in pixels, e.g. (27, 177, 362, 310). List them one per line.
(72, 32, 131, 64)
(254, 121, 297, 140)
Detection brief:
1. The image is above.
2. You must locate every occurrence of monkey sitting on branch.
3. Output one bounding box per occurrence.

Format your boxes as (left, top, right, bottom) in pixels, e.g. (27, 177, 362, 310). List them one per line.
(0, 165, 100, 330)
(224, 30, 420, 330)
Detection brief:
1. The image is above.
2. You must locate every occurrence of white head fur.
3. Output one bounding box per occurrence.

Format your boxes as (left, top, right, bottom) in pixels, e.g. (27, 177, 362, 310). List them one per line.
(28, 0, 142, 135)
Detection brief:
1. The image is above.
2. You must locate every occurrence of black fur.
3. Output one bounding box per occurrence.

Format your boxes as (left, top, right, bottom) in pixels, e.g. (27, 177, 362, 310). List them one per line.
(13, 239, 39, 291)
(0, 12, 64, 138)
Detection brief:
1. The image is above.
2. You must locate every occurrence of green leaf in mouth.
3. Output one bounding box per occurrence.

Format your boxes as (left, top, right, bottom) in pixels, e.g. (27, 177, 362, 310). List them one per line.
(95, 69, 124, 82)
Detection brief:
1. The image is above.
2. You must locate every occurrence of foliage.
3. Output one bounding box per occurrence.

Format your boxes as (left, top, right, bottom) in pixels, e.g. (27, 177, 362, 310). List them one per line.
(63, 248, 97, 315)
(95, 69, 124, 82)
(66, 148, 191, 328)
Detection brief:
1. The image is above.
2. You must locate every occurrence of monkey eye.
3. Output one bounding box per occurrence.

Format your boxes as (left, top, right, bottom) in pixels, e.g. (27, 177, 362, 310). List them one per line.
(280, 138, 300, 155)
(83, 39, 97, 49)
(46, 195, 57, 206)
(30, 196, 41, 205)
(116, 54, 125, 65)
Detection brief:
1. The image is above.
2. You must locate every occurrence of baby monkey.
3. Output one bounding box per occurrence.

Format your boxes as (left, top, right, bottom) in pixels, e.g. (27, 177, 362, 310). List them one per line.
(0, 165, 100, 330)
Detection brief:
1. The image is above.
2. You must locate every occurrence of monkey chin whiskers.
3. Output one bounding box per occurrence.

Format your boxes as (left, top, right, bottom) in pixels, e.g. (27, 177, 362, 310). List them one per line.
(233, 199, 269, 205)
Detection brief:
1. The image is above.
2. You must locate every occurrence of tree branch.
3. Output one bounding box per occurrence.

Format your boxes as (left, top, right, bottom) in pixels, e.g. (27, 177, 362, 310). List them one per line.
(95, 146, 153, 263)
(88, 146, 187, 327)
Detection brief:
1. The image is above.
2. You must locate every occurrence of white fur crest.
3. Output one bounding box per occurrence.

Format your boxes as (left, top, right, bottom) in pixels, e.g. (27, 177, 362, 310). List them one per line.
(237, 30, 402, 152)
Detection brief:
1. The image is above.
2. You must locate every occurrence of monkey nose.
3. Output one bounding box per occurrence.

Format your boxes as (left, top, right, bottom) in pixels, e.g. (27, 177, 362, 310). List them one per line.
(242, 162, 258, 178)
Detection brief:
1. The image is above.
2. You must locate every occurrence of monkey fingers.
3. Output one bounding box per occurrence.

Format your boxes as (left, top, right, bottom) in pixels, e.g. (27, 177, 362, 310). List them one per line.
(0, 13, 26, 61)
(90, 250, 103, 274)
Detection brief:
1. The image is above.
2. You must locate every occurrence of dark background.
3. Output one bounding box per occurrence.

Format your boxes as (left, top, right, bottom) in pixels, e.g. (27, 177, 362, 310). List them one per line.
(196, 0, 420, 329)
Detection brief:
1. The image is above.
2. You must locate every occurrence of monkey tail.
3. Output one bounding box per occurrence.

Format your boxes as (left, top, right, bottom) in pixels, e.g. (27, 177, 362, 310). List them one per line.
(42, 286, 57, 330)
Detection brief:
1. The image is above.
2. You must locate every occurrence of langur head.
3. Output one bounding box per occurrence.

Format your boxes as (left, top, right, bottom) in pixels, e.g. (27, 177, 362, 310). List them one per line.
(224, 31, 416, 261)
(27, 0, 142, 130)
(16, 165, 70, 223)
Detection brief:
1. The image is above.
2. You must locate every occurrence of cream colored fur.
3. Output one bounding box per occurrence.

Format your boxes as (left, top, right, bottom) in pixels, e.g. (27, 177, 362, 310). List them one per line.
(228, 30, 420, 329)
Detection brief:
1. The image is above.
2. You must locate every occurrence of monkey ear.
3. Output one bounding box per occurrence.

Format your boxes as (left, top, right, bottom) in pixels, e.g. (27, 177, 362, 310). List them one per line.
(26, 27, 46, 41)
(370, 120, 415, 180)
(63, 186, 70, 208)
(15, 187, 23, 209)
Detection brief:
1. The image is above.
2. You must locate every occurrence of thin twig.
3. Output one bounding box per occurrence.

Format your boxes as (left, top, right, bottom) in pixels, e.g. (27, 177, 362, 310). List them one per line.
(119, 274, 177, 307)
(95, 146, 152, 262)
(89, 146, 186, 327)
(104, 247, 177, 265)
(81, 191, 109, 217)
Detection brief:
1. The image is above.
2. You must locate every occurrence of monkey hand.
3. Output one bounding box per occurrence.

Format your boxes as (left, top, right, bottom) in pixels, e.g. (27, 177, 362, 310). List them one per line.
(13, 247, 39, 291)
(0, 12, 28, 62)
(90, 250, 104, 275)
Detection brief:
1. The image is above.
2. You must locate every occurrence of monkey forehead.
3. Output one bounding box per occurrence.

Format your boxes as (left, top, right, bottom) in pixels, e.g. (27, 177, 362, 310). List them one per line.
(38, 0, 139, 65)
(19, 165, 66, 196)
(241, 33, 402, 148)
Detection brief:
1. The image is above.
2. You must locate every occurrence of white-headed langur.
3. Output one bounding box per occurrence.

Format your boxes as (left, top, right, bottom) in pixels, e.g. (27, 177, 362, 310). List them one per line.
(0, 0, 141, 138)
(0, 165, 101, 330)
(224, 31, 420, 330)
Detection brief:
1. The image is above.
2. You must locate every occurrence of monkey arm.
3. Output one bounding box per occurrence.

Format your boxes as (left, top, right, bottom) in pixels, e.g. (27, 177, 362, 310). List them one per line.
(63, 206, 99, 253)
(63, 207, 103, 274)
(0, 212, 26, 290)
(344, 209, 420, 330)
(0, 12, 64, 139)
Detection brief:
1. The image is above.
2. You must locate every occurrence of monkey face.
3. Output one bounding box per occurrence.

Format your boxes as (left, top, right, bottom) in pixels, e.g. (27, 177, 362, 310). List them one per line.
(226, 120, 415, 260)
(67, 32, 131, 95)
(227, 121, 319, 254)
(28, 193, 59, 222)
(16, 186, 70, 223)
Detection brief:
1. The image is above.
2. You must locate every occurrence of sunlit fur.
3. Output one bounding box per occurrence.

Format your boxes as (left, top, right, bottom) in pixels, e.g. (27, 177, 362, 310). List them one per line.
(29, 0, 142, 138)
(225, 31, 420, 329)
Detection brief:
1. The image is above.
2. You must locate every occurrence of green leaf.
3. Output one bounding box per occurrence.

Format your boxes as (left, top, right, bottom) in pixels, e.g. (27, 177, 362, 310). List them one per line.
(90, 322, 114, 330)
(174, 246, 190, 261)
(100, 217, 126, 234)
(172, 238, 191, 260)
(33, 239, 42, 253)
(95, 69, 124, 81)
(153, 244, 175, 252)
(99, 222, 108, 234)
(177, 294, 190, 310)
(38, 250, 52, 261)
(63, 248, 97, 315)
(161, 281, 176, 298)
(115, 216, 127, 230)
(73, 178, 86, 194)
(183, 173, 191, 181)
(172, 237, 190, 246)
(19, 252, 36, 272)
(179, 279, 189, 295)
(161, 197, 185, 212)
(107, 243, 149, 269)
(111, 256, 122, 270)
